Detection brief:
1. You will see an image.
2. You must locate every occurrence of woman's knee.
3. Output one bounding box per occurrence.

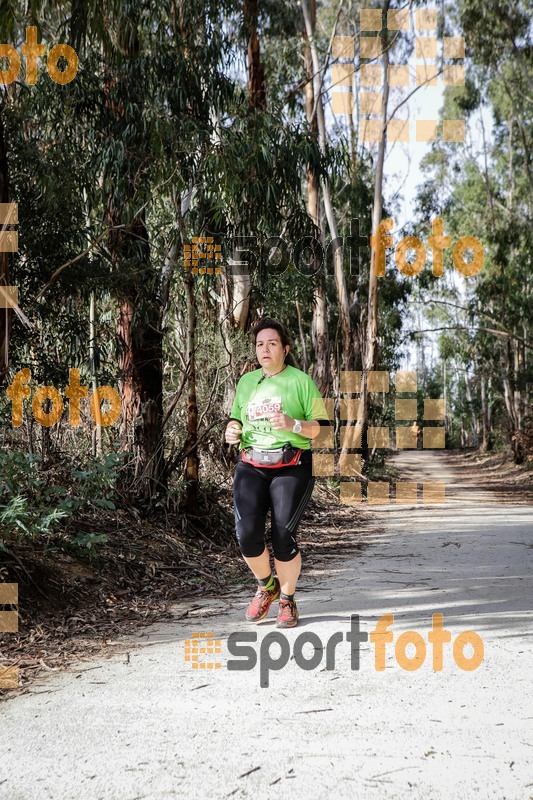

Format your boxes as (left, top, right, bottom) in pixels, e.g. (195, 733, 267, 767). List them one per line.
(236, 516, 266, 558)
(272, 531, 300, 562)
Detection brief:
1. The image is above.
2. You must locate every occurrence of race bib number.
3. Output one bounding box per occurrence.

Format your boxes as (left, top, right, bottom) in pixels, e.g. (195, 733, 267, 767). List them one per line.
(247, 395, 282, 422)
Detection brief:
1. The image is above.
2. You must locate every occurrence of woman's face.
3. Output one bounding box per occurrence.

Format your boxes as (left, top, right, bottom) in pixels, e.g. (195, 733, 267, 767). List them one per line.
(255, 328, 288, 372)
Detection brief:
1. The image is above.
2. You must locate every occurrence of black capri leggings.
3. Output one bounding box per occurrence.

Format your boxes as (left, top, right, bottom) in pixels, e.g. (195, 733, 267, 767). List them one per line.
(233, 449, 315, 562)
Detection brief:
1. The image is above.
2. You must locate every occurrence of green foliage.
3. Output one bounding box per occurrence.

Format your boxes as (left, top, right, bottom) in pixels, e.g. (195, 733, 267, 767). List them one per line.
(0, 451, 122, 553)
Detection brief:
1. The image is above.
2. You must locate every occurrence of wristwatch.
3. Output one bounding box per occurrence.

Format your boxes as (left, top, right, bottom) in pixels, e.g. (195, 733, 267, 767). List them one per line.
(292, 419, 302, 434)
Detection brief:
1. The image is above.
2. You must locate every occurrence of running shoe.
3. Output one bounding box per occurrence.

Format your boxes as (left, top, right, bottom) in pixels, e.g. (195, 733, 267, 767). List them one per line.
(245, 578, 281, 622)
(276, 598, 299, 628)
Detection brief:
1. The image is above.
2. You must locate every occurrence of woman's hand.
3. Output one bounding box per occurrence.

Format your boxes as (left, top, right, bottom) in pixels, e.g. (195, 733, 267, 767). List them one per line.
(268, 411, 294, 431)
(225, 421, 242, 445)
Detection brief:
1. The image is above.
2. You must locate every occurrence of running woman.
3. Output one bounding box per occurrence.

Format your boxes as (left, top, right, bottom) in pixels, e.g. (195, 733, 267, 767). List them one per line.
(225, 317, 329, 628)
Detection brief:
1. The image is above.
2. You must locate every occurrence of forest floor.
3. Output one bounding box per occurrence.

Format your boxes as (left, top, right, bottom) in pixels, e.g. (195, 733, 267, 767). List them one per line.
(0, 449, 532, 798)
(0, 448, 531, 690)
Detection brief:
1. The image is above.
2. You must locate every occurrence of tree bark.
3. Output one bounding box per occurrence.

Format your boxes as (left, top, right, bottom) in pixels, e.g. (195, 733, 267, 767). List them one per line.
(0, 108, 11, 381)
(303, 0, 331, 393)
(301, 0, 354, 372)
(183, 269, 199, 512)
(356, 2, 390, 451)
(244, 0, 266, 110)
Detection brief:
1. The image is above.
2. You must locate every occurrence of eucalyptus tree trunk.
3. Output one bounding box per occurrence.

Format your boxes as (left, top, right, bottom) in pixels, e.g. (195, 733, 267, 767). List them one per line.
(356, 1, 390, 449)
(245, 0, 266, 110)
(232, 0, 267, 332)
(303, 0, 331, 393)
(106, 21, 165, 499)
(0, 110, 11, 381)
(183, 268, 199, 512)
(89, 291, 102, 456)
(301, 0, 354, 372)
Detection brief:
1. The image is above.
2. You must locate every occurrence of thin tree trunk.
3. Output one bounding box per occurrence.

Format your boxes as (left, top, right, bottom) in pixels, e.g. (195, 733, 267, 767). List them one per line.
(463, 367, 478, 447)
(231, 0, 266, 332)
(301, 0, 354, 371)
(357, 1, 390, 453)
(0, 108, 11, 381)
(105, 19, 165, 499)
(295, 299, 308, 374)
(480, 373, 490, 451)
(184, 268, 199, 512)
(89, 291, 102, 456)
(244, 0, 266, 110)
(303, 0, 331, 392)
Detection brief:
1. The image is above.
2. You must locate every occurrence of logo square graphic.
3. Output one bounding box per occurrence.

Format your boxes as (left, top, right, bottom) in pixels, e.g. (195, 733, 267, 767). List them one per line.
(416, 37, 437, 59)
(339, 454, 362, 477)
(340, 482, 362, 504)
(340, 371, 362, 393)
(332, 93, 354, 115)
(313, 427, 334, 448)
(0, 665, 19, 689)
(312, 454, 334, 477)
(368, 482, 390, 503)
(396, 426, 418, 449)
(0, 286, 19, 309)
(360, 64, 383, 86)
(0, 611, 19, 633)
(423, 427, 445, 449)
(332, 36, 354, 59)
(443, 65, 465, 86)
(360, 9, 383, 31)
(312, 396, 333, 419)
(396, 399, 417, 420)
(387, 8, 409, 30)
(0, 203, 18, 225)
(415, 8, 437, 30)
(340, 425, 362, 448)
(184, 631, 222, 670)
(360, 37, 383, 59)
(443, 36, 465, 58)
(340, 398, 360, 420)
(311, 371, 446, 505)
(332, 64, 355, 86)
(0, 583, 18, 604)
(416, 63, 438, 86)
(184, 237, 222, 275)
(388, 119, 410, 142)
(0, 231, 18, 252)
(360, 92, 383, 115)
(367, 371, 389, 392)
(388, 65, 410, 86)
(360, 119, 382, 142)
(311, 396, 333, 420)
(423, 482, 446, 503)
(395, 482, 418, 504)
(340, 6, 467, 143)
(395, 370, 417, 392)
(368, 426, 389, 449)
(424, 399, 446, 420)
(443, 119, 465, 142)
(416, 120, 438, 142)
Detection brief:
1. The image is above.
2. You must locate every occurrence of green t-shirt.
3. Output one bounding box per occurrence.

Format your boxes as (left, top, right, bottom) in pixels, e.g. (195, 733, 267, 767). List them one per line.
(229, 365, 328, 450)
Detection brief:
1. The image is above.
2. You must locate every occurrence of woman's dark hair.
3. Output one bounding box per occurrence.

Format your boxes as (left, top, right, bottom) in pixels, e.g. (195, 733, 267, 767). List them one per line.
(251, 317, 298, 367)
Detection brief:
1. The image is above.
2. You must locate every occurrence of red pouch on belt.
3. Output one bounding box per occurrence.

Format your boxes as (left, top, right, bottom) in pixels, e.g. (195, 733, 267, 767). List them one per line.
(241, 444, 302, 468)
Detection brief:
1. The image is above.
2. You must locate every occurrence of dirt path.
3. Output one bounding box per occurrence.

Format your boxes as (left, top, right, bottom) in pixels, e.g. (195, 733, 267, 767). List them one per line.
(1, 452, 532, 800)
